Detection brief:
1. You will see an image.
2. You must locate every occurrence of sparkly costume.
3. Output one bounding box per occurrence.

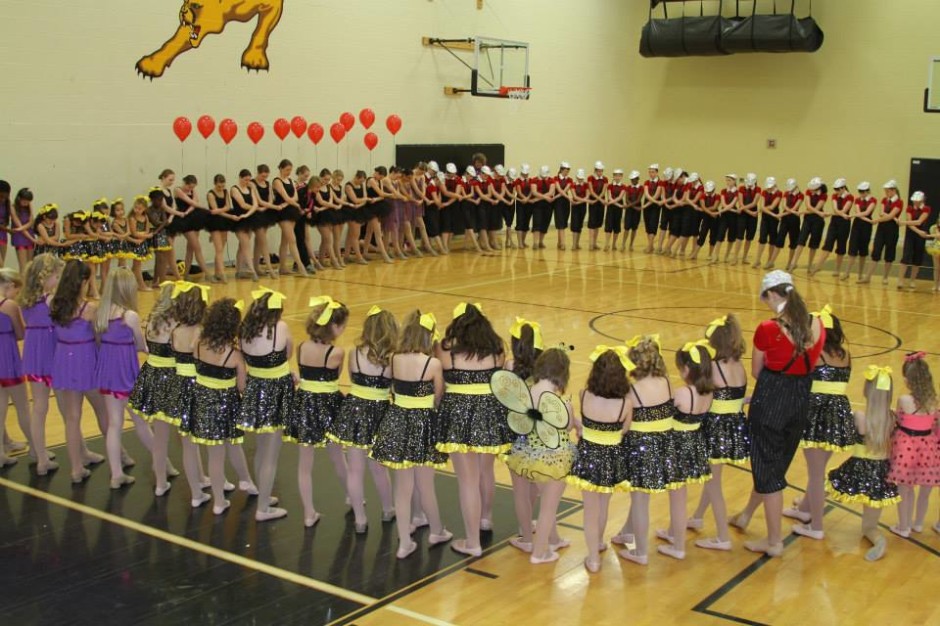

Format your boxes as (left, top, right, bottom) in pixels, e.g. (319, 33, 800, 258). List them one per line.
(22, 298, 55, 386)
(237, 327, 293, 433)
(826, 434, 900, 508)
(802, 360, 856, 451)
(129, 217, 153, 261)
(566, 402, 628, 493)
(328, 349, 391, 449)
(189, 347, 244, 445)
(0, 300, 24, 387)
(284, 344, 342, 446)
(94, 316, 140, 399)
(669, 388, 712, 486)
(51, 303, 97, 391)
(370, 357, 447, 469)
(437, 359, 513, 454)
(702, 361, 750, 465)
(128, 339, 178, 423)
(165, 345, 197, 433)
(620, 385, 680, 493)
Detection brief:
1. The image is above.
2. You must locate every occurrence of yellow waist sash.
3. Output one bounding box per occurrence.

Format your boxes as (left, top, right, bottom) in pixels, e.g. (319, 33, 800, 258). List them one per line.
(196, 374, 237, 390)
(853, 444, 888, 461)
(811, 380, 848, 395)
(629, 418, 673, 433)
(147, 354, 175, 368)
(351, 384, 390, 401)
(393, 394, 435, 409)
(672, 419, 701, 432)
(175, 363, 196, 377)
(711, 398, 745, 414)
(445, 382, 492, 395)
(299, 379, 340, 393)
(581, 426, 623, 446)
(248, 361, 291, 379)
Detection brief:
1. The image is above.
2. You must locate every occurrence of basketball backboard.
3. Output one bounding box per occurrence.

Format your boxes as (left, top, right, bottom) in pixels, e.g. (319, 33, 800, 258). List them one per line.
(423, 35, 531, 99)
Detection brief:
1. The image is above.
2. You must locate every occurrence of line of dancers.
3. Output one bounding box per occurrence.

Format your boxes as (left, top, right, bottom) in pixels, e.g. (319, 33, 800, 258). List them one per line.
(1, 257, 936, 569)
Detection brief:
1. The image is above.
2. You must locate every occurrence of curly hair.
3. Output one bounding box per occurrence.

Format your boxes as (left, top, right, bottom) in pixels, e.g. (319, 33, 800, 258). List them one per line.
(902, 357, 937, 413)
(170, 288, 207, 326)
(441, 305, 504, 360)
(533, 348, 570, 393)
(675, 350, 716, 395)
(18, 253, 64, 309)
(398, 310, 434, 355)
(628, 337, 668, 380)
(708, 313, 745, 361)
(50, 260, 91, 325)
(305, 301, 350, 343)
(147, 283, 177, 335)
(586, 351, 630, 399)
(240, 292, 281, 341)
(357, 310, 399, 367)
(511, 323, 542, 381)
(822, 314, 848, 361)
(200, 299, 241, 352)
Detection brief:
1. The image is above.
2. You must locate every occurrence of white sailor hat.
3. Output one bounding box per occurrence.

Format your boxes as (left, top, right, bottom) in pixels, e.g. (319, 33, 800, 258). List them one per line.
(481, 165, 493, 176)
(445, 163, 457, 174)
(540, 165, 551, 177)
(883, 179, 898, 189)
(765, 176, 776, 188)
(613, 168, 624, 175)
(465, 165, 477, 176)
(648, 163, 660, 170)
(833, 178, 847, 189)
(495, 165, 506, 176)
(786, 178, 798, 191)
(560, 161, 571, 170)
(520, 163, 531, 175)
(857, 181, 870, 191)
(687, 172, 700, 183)
(911, 191, 925, 202)
(808, 177, 823, 190)
(428, 161, 440, 172)
(704, 181, 716, 193)
(576, 169, 586, 180)
(594, 161, 605, 170)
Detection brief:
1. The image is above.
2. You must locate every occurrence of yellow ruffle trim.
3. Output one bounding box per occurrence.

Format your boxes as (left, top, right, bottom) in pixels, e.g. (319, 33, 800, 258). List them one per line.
(281, 435, 326, 448)
(708, 457, 749, 466)
(825, 481, 901, 509)
(565, 475, 621, 494)
(141, 411, 181, 427)
(187, 434, 244, 446)
(436, 442, 512, 455)
(367, 454, 446, 470)
(240, 424, 283, 434)
(800, 440, 854, 453)
(324, 433, 371, 450)
(154, 245, 173, 252)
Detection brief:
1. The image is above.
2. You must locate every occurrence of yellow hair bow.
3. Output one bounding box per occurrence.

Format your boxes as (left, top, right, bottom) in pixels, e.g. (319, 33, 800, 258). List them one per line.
(172, 281, 210, 302)
(134, 195, 149, 204)
(366, 305, 383, 317)
(72, 211, 88, 220)
(705, 316, 728, 339)
(681, 340, 717, 364)
(252, 286, 286, 309)
(812, 304, 834, 329)
(94, 197, 109, 207)
(590, 344, 636, 372)
(509, 317, 544, 351)
(38, 204, 57, 216)
(453, 302, 482, 319)
(111, 198, 123, 205)
(864, 365, 893, 391)
(148, 186, 163, 193)
(234, 299, 245, 313)
(309, 295, 342, 326)
(91, 211, 107, 220)
(626, 334, 662, 354)
(419, 312, 441, 341)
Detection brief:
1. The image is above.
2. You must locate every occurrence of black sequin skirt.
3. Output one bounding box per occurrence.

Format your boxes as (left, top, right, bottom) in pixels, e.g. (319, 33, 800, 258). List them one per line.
(128, 364, 178, 425)
(328, 396, 388, 449)
(802, 393, 857, 451)
(283, 390, 342, 446)
(237, 374, 293, 433)
(165, 374, 197, 435)
(670, 430, 712, 486)
(370, 406, 448, 469)
(567, 440, 627, 493)
(189, 386, 244, 445)
(620, 431, 680, 493)
(702, 412, 750, 465)
(436, 393, 513, 454)
(827, 457, 900, 508)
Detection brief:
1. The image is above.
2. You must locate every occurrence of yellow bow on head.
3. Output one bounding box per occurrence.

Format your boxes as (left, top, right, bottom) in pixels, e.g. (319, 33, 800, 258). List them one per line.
(864, 365, 893, 391)
(509, 317, 544, 351)
(366, 305, 383, 317)
(234, 299, 245, 313)
(590, 345, 637, 372)
(812, 304, 834, 329)
(453, 302, 482, 319)
(626, 334, 662, 354)
(252, 286, 286, 310)
(38, 204, 56, 216)
(72, 211, 88, 221)
(148, 186, 163, 194)
(172, 281, 210, 302)
(705, 316, 728, 339)
(134, 195, 149, 204)
(94, 197, 109, 207)
(91, 211, 107, 220)
(309, 295, 341, 326)
(681, 340, 717, 364)
(419, 312, 442, 342)
(111, 197, 123, 205)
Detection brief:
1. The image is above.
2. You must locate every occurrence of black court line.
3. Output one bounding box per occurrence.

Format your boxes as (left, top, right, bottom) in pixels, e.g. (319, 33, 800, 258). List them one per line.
(557, 521, 583, 531)
(465, 567, 499, 579)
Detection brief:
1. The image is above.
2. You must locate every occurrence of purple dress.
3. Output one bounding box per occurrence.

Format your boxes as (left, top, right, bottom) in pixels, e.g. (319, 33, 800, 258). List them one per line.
(22, 298, 55, 385)
(52, 303, 98, 391)
(0, 199, 9, 244)
(0, 300, 24, 387)
(11, 205, 33, 249)
(95, 316, 140, 398)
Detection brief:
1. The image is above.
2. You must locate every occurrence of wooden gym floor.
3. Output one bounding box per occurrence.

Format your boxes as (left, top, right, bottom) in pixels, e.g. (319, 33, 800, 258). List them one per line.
(2, 238, 939, 625)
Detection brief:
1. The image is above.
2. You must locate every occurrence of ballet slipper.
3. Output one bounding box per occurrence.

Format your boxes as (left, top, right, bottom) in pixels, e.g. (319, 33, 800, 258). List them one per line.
(598, 542, 609, 553)
(35, 460, 59, 476)
(743, 539, 783, 557)
(381, 510, 396, 522)
(865, 536, 887, 562)
(889, 525, 910, 539)
(109, 474, 136, 489)
(782, 507, 812, 523)
(28, 450, 56, 463)
(583, 557, 601, 573)
(911, 525, 924, 533)
(154, 483, 172, 497)
(695, 537, 732, 551)
(239, 480, 259, 495)
(5, 439, 26, 453)
(686, 517, 704, 530)
(611, 532, 635, 546)
(191, 493, 211, 508)
(657, 545, 686, 560)
(81, 451, 105, 466)
(255, 506, 288, 522)
(354, 522, 368, 534)
(655, 528, 673, 541)
(550, 538, 571, 551)
(199, 476, 211, 489)
(450, 539, 482, 557)
(267, 497, 279, 507)
(529, 551, 559, 565)
(509, 537, 533, 553)
(396, 540, 418, 560)
(305, 512, 322, 528)
(792, 523, 824, 540)
(480, 518, 493, 532)
(213, 500, 231, 515)
(71, 468, 91, 483)
(223, 481, 235, 492)
(409, 513, 429, 533)
(729, 512, 752, 531)
(617, 549, 648, 566)
(121, 451, 136, 468)
(428, 529, 453, 546)
(166, 462, 180, 478)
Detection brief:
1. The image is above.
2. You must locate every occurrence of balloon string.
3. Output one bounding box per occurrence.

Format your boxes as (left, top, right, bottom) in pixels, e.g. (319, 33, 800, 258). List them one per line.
(181, 144, 185, 174)
(204, 143, 208, 190)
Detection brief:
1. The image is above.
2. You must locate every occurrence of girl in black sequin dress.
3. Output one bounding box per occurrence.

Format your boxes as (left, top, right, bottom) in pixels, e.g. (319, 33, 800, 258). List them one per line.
(370, 310, 453, 559)
(284, 296, 348, 528)
(329, 306, 397, 532)
(237, 288, 295, 522)
(190, 298, 256, 515)
(436, 303, 508, 557)
(691, 314, 749, 551)
(567, 348, 632, 574)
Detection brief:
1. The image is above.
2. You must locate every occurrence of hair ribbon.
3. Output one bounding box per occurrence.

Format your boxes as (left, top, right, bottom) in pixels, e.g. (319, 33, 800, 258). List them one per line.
(681, 340, 717, 364)
(509, 317, 544, 350)
(452, 302, 482, 319)
(589, 345, 636, 372)
(366, 305, 383, 317)
(904, 351, 927, 363)
(172, 280, 210, 302)
(309, 295, 341, 326)
(419, 312, 441, 341)
(705, 315, 728, 339)
(812, 304, 834, 329)
(252, 286, 285, 309)
(864, 365, 893, 391)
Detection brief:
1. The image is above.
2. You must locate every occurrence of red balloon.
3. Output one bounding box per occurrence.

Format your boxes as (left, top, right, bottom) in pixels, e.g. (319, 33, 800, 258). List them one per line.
(197, 115, 216, 139)
(273, 117, 290, 141)
(363, 132, 379, 152)
(339, 112, 355, 132)
(359, 108, 375, 130)
(307, 123, 324, 145)
(386, 114, 402, 136)
(219, 118, 238, 145)
(330, 122, 346, 144)
(291, 115, 307, 138)
(247, 122, 265, 145)
(172, 116, 192, 142)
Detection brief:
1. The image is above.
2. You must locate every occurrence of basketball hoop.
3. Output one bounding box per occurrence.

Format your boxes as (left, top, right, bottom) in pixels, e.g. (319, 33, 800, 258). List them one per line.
(500, 86, 532, 101)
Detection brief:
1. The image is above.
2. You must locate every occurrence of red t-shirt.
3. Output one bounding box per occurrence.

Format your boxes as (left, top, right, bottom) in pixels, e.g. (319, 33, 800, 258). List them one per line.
(588, 175, 607, 196)
(854, 196, 876, 212)
(514, 177, 532, 196)
(753, 319, 825, 375)
(834, 193, 855, 214)
(721, 188, 738, 204)
(739, 185, 761, 205)
(762, 189, 782, 205)
(643, 179, 661, 198)
(906, 203, 931, 220)
(608, 182, 625, 199)
(627, 184, 643, 203)
(880, 197, 902, 217)
(556, 176, 572, 191)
